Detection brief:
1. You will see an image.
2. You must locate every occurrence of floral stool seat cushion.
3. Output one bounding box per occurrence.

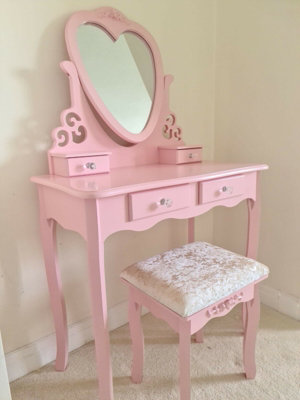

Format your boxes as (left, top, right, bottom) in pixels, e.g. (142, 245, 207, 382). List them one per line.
(120, 241, 269, 317)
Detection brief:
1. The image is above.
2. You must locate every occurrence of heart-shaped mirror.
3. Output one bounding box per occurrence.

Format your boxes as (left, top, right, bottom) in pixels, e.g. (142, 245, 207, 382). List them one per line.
(65, 8, 164, 144)
(77, 25, 154, 134)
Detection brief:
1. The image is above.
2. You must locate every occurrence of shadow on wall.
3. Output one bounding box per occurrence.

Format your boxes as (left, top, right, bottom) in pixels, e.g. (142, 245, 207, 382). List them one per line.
(0, 14, 79, 352)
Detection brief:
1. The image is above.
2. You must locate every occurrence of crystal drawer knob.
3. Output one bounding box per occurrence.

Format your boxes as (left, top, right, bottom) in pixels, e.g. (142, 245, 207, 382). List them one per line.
(165, 198, 173, 208)
(157, 198, 173, 208)
(188, 153, 193, 159)
(218, 186, 233, 194)
(85, 162, 96, 170)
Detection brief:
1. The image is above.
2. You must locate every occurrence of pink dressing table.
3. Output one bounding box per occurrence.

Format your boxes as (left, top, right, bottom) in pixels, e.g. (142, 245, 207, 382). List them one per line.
(31, 7, 268, 400)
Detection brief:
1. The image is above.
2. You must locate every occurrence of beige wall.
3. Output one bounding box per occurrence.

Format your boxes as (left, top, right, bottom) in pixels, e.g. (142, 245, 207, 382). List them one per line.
(214, 0, 300, 298)
(0, 0, 215, 354)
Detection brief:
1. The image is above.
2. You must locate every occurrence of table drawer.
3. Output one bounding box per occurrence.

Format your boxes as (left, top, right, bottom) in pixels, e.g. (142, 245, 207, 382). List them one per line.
(52, 154, 110, 177)
(158, 146, 202, 164)
(177, 148, 202, 164)
(129, 184, 192, 221)
(199, 175, 245, 204)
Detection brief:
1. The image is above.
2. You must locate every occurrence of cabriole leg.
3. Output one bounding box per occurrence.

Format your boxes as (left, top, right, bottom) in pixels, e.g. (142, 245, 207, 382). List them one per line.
(38, 188, 68, 371)
(128, 290, 144, 384)
(243, 174, 261, 332)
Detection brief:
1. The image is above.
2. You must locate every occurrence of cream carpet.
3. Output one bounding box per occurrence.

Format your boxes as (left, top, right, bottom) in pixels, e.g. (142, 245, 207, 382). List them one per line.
(11, 305, 300, 400)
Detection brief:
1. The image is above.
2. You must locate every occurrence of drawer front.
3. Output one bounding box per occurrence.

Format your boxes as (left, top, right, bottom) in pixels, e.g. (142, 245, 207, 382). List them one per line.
(177, 148, 202, 164)
(52, 155, 110, 177)
(129, 184, 192, 221)
(68, 155, 110, 176)
(199, 175, 245, 204)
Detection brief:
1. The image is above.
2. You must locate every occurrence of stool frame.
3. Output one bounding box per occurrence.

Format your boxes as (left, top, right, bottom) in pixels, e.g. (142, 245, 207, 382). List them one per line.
(122, 275, 267, 400)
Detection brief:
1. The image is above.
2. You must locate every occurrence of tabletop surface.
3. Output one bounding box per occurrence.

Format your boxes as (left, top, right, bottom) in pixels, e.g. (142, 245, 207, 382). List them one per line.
(31, 161, 268, 199)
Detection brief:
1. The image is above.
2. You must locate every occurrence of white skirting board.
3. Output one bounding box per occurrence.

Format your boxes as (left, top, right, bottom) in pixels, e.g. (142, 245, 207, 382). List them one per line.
(6, 300, 147, 383)
(259, 284, 300, 320)
(5, 288, 300, 383)
(0, 331, 12, 400)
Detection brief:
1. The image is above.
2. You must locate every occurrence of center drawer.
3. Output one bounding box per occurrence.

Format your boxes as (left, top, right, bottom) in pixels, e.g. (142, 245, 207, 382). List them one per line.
(129, 184, 192, 221)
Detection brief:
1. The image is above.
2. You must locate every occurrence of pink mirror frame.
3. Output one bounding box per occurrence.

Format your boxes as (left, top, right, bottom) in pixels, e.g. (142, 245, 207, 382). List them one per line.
(65, 7, 164, 144)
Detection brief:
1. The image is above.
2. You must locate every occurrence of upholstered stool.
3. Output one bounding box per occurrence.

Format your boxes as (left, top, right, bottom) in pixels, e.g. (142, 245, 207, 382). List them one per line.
(121, 241, 269, 400)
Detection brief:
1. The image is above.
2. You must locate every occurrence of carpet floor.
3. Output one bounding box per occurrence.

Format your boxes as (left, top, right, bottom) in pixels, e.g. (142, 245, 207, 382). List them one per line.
(11, 305, 300, 400)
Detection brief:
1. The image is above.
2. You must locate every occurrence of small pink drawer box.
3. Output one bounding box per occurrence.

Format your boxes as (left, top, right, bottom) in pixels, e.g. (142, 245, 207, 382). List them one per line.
(158, 145, 202, 165)
(50, 152, 110, 177)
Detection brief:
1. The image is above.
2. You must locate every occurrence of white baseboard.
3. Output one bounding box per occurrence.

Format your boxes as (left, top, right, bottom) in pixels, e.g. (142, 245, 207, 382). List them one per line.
(6, 300, 147, 383)
(260, 285, 300, 320)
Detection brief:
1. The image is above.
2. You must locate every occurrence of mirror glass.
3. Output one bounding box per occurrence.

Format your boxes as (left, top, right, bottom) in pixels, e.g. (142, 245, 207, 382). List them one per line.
(77, 24, 155, 134)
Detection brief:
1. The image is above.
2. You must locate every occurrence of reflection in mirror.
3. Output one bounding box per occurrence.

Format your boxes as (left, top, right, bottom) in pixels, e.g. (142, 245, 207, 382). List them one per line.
(77, 24, 155, 134)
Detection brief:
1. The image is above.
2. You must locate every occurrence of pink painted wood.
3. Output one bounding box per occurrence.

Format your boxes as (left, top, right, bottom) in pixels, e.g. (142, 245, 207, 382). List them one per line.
(187, 217, 204, 343)
(31, 7, 269, 400)
(129, 183, 192, 221)
(38, 187, 68, 371)
(48, 7, 184, 171)
(128, 290, 144, 384)
(199, 174, 246, 204)
(48, 61, 183, 170)
(85, 199, 113, 400)
(33, 163, 267, 400)
(179, 320, 191, 400)
(124, 274, 267, 400)
(158, 146, 203, 164)
(52, 153, 110, 177)
(243, 285, 261, 379)
(194, 329, 204, 343)
(243, 175, 261, 332)
(65, 8, 165, 145)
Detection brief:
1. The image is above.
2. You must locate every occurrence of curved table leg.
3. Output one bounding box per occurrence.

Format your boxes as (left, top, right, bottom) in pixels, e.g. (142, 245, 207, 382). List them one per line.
(86, 200, 113, 400)
(39, 189, 68, 371)
(246, 199, 261, 260)
(243, 174, 261, 332)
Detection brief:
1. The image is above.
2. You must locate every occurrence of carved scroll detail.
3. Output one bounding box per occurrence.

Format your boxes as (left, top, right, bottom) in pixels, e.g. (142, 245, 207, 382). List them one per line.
(206, 292, 244, 319)
(162, 113, 182, 141)
(50, 61, 88, 151)
(55, 110, 87, 147)
(96, 7, 128, 23)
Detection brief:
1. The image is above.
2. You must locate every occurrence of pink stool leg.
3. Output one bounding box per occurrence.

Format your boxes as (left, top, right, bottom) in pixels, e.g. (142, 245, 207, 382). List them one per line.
(188, 218, 204, 344)
(194, 329, 204, 343)
(128, 290, 144, 384)
(179, 320, 191, 400)
(187, 217, 195, 244)
(242, 303, 247, 332)
(243, 285, 260, 379)
(39, 189, 68, 371)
